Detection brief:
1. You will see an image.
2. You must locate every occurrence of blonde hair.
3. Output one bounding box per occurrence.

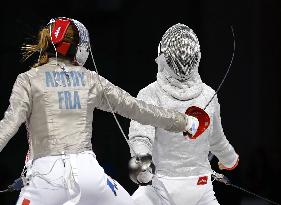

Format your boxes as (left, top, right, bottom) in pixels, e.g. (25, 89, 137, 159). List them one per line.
(22, 23, 79, 67)
(22, 27, 50, 67)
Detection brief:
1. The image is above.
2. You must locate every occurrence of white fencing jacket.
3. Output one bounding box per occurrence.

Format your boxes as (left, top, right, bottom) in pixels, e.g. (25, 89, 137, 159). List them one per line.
(129, 55, 238, 177)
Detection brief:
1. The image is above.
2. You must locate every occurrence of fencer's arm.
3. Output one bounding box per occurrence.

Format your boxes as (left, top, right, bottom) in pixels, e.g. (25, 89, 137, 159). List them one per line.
(91, 72, 187, 133)
(0, 73, 32, 152)
(128, 89, 156, 157)
(209, 97, 239, 170)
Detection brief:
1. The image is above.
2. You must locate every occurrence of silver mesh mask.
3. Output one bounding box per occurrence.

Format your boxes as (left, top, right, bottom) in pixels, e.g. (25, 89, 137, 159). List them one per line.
(71, 19, 90, 66)
(158, 23, 201, 81)
(49, 18, 90, 66)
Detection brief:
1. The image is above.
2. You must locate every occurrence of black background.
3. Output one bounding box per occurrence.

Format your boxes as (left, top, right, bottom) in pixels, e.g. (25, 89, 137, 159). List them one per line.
(0, 0, 280, 204)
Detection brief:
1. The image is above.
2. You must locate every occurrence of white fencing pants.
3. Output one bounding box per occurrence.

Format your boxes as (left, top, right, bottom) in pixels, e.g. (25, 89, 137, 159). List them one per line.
(16, 151, 135, 205)
(132, 174, 219, 205)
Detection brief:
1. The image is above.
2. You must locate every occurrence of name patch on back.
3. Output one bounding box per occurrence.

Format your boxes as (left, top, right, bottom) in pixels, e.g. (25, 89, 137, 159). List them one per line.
(45, 71, 86, 110)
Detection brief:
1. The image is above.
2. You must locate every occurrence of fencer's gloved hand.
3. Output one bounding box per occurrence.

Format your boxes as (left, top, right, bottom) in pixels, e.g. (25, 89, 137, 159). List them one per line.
(128, 154, 155, 186)
(184, 115, 199, 136)
(184, 106, 210, 139)
(218, 157, 239, 170)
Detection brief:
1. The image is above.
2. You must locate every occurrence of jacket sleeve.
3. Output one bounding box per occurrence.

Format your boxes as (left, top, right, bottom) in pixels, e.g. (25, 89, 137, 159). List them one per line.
(128, 88, 156, 157)
(209, 97, 239, 169)
(0, 73, 32, 152)
(91, 72, 186, 133)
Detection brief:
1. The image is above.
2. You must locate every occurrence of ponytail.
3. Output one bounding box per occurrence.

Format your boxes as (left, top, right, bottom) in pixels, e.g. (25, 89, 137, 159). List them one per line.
(22, 27, 51, 67)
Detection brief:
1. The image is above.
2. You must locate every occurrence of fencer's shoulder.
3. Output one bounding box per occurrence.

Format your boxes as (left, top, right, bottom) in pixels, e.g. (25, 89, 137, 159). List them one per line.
(77, 66, 92, 74)
(20, 66, 44, 79)
(202, 83, 216, 96)
(18, 69, 36, 80)
(136, 82, 159, 103)
(84, 69, 98, 76)
(79, 66, 91, 71)
(11, 70, 34, 87)
(202, 83, 221, 107)
(137, 82, 158, 96)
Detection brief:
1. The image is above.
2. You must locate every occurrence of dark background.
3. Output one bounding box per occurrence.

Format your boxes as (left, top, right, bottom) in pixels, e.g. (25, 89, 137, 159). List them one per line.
(0, 0, 280, 204)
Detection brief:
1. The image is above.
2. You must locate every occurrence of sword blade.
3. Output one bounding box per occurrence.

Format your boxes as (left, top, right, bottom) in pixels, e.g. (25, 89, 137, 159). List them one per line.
(229, 183, 280, 205)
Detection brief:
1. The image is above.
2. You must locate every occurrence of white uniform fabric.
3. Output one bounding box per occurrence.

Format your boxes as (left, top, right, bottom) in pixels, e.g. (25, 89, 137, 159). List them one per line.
(17, 151, 135, 205)
(128, 55, 238, 204)
(132, 175, 219, 205)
